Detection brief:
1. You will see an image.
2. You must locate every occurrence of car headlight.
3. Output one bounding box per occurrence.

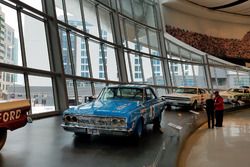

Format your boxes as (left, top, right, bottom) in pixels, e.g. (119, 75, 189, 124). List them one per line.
(111, 118, 126, 127)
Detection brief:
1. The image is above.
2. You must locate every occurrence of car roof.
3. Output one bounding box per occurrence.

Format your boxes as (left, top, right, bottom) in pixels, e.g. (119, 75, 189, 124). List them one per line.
(106, 84, 150, 89)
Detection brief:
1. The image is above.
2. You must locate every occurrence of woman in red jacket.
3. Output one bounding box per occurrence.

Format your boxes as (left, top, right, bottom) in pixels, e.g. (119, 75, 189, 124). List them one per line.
(214, 91, 224, 127)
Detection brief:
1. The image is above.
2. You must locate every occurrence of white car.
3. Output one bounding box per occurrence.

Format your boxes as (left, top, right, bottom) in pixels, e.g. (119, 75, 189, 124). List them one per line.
(162, 87, 210, 110)
(220, 88, 250, 103)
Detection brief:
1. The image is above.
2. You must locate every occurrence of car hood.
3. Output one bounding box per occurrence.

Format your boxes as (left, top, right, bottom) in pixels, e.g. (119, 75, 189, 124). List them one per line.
(164, 93, 196, 98)
(220, 91, 241, 96)
(64, 99, 140, 117)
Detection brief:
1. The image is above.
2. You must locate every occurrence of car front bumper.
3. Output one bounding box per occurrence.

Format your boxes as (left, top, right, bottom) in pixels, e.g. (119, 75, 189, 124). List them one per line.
(165, 100, 192, 107)
(61, 123, 132, 136)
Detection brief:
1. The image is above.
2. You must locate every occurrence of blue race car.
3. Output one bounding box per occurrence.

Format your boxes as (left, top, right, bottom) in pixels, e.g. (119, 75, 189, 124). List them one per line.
(61, 85, 167, 138)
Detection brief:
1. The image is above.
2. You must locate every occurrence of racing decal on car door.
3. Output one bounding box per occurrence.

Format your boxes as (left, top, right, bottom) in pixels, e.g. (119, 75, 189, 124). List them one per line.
(149, 105, 155, 120)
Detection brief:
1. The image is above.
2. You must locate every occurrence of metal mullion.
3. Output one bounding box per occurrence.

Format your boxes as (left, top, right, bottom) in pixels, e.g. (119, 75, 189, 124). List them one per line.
(109, 10, 116, 44)
(130, 0, 135, 19)
(139, 55, 145, 83)
(190, 52, 197, 86)
(128, 52, 134, 82)
(180, 62, 186, 86)
(66, 31, 76, 76)
(79, 0, 87, 32)
(236, 67, 240, 87)
(17, 6, 31, 110)
(123, 18, 129, 49)
(146, 28, 156, 85)
(85, 38, 93, 78)
(61, 0, 68, 24)
(213, 63, 219, 89)
(43, 16, 54, 72)
(178, 47, 186, 86)
(191, 64, 197, 86)
(96, 4, 108, 81)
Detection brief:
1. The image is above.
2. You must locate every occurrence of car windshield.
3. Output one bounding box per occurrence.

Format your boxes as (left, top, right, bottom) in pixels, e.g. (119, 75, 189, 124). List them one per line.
(99, 87, 143, 101)
(175, 88, 197, 94)
(227, 89, 243, 93)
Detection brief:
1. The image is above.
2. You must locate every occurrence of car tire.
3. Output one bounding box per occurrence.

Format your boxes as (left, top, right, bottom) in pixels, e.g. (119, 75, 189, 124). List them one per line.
(134, 119, 144, 139)
(153, 116, 161, 132)
(192, 101, 198, 111)
(0, 129, 7, 150)
(166, 104, 171, 111)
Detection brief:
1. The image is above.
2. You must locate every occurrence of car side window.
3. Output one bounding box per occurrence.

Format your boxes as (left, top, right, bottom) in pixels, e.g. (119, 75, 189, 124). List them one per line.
(200, 89, 205, 94)
(146, 88, 155, 101)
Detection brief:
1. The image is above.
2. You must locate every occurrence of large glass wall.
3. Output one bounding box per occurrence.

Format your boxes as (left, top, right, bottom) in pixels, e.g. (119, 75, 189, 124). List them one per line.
(0, 0, 250, 117)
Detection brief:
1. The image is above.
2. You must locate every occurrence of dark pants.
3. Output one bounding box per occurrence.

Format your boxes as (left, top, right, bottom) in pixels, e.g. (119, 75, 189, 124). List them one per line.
(206, 110, 214, 128)
(215, 110, 224, 127)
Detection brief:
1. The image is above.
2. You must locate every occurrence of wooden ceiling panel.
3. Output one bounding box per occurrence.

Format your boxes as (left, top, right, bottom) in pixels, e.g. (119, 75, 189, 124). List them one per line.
(187, 0, 236, 8)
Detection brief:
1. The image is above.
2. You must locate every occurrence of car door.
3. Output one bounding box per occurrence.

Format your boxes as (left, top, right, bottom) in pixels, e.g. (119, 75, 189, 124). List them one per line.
(199, 89, 207, 105)
(144, 88, 158, 123)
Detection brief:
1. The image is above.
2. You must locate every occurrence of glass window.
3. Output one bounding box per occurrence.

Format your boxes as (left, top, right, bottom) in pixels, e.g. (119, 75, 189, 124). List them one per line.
(144, 2, 156, 27)
(55, 0, 65, 22)
(130, 54, 143, 83)
(133, 0, 144, 23)
(193, 65, 207, 88)
(88, 40, 104, 79)
(120, 19, 126, 47)
(148, 30, 159, 55)
(99, 7, 113, 43)
(169, 42, 179, 55)
(22, 14, 50, 71)
(180, 48, 190, 61)
(120, 0, 133, 18)
(155, 88, 167, 97)
(29, 75, 55, 114)
(146, 88, 156, 100)
(152, 59, 164, 85)
(70, 33, 90, 78)
(142, 56, 153, 84)
(94, 82, 106, 97)
(0, 5, 22, 66)
(20, 0, 43, 11)
(0, 72, 26, 100)
(106, 45, 119, 81)
(65, 0, 83, 30)
(191, 53, 203, 63)
(125, 20, 137, 50)
(66, 79, 76, 106)
(137, 26, 149, 54)
(124, 52, 132, 82)
(82, 0, 99, 37)
(77, 80, 92, 104)
(59, 29, 72, 75)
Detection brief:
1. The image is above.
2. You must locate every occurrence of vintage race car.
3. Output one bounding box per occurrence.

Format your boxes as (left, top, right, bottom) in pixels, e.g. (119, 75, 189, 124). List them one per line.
(220, 88, 250, 103)
(61, 85, 167, 138)
(0, 100, 31, 150)
(162, 87, 210, 110)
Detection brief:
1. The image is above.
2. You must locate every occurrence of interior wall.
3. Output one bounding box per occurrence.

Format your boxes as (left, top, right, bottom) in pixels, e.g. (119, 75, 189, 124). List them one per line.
(162, 6, 250, 40)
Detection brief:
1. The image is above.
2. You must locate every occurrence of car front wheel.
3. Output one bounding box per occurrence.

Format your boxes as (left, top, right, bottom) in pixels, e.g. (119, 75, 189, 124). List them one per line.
(192, 101, 198, 111)
(0, 129, 7, 150)
(134, 119, 144, 139)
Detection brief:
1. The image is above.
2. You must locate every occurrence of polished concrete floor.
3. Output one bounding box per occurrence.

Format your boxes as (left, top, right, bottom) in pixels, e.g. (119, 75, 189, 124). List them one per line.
(179, 108, 250, 167)
(0, 108, 207, 167)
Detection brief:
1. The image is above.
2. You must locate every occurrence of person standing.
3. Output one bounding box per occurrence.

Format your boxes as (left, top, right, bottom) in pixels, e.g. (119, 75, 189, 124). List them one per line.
(214, 91, 224, 127)
(205, 94, 215, 128)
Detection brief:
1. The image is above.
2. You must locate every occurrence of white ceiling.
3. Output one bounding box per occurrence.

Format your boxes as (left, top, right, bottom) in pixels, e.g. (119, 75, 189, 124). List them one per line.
(187, 0, 250, 16)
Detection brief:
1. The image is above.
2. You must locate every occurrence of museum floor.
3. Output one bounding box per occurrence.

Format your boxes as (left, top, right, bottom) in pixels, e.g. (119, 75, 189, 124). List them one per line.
(1, 107, 249, 167)
(179, 108, 250, 167)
